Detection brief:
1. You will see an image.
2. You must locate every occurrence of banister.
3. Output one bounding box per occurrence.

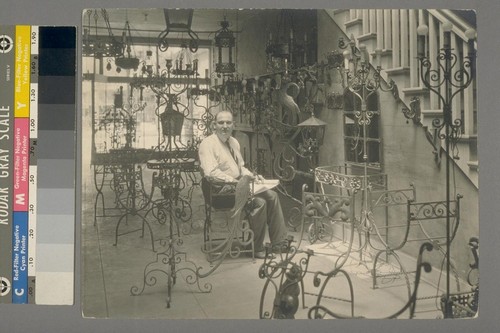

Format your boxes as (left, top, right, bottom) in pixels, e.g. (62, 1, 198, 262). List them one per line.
(428, 9, 477, 48)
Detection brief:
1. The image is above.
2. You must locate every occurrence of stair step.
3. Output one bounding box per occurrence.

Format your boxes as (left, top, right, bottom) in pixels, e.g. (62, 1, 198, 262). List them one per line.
(457, 134, 477, 142)
(400, 87, 430, 110)
(345, 18, 362, 28)
(467, 160, 478, 170)
(385, 67, 411, 87)
(357, 32, 377, 50)
(345, 18, 363, 36)
(385, 67, 410, 76)
(369, 49, 393, 70)
(401, 87, 429, 96)
(421, 109, 443, 117)
(332, 9, 349, 15)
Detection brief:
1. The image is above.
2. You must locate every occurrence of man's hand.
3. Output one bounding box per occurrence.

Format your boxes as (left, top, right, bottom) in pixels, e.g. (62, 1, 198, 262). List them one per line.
(255, 174, 265, 184)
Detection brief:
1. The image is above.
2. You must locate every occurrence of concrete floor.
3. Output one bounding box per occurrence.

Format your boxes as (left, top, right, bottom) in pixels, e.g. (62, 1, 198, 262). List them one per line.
(81, 171, 447, 320)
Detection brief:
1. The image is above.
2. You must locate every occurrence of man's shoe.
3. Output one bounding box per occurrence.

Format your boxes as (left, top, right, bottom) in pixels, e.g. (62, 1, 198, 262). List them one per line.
(254, 251, 267, 259)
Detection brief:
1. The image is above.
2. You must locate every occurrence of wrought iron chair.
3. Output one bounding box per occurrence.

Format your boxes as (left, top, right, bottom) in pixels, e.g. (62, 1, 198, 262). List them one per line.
(368, 193, 464, 317)
(402, 195, 463, 315)
(200, 176, 255, 264)
(368, 185, 416, 294)
(308, 242, 436, 319)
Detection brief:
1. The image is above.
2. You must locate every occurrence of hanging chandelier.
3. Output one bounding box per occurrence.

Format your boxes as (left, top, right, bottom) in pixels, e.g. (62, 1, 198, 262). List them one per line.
(265, 9, 308, 72)
(83, 9, 123, 58)
(114, 20, 139, 70)
(171, 42, 198, 76)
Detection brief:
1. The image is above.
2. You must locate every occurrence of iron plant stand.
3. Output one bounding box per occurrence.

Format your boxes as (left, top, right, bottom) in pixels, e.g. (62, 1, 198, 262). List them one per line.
(130, 199, 212, 308)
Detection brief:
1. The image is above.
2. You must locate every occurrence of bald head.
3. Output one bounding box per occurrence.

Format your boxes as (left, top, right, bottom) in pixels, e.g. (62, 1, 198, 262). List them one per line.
(215, 110, 233, 122)
(214, 110, 234, 142)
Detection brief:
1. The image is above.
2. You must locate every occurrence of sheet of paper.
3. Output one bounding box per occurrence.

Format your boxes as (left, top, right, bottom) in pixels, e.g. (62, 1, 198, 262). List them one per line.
(252, 179, 280, 195)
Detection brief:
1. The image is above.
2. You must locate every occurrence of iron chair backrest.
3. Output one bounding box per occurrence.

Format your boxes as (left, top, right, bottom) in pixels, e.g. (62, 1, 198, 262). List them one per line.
(201, 177, 236, 210)
(407, 195, 462, 246)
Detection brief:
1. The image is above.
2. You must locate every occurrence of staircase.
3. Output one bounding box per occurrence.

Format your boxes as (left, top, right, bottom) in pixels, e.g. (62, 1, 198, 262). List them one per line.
(325, 9, 478, 188)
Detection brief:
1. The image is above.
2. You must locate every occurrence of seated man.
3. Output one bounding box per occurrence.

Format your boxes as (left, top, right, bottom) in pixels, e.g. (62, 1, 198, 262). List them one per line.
(198, 110, 288, 258)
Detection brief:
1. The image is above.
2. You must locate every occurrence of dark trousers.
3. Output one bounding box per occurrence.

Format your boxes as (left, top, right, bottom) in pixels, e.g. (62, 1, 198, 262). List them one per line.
(247, 189, 288, 252)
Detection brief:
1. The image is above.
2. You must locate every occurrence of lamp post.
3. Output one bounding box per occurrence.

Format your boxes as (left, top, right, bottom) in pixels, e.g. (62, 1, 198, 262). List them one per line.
(417, 22, 476, 318)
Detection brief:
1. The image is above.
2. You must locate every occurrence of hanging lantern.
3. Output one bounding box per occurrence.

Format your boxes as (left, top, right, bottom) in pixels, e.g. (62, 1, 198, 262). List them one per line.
(160, 99, 185, 137)
(214, 18, 236, 74)
(297, 114, 327, 155)
(159, 9, 199, 52)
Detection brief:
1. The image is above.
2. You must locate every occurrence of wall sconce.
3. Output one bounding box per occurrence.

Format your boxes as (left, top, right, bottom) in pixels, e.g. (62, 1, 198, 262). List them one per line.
(139, 50, 155, 76)
(214, 17, 236, 74)
(401, 97, 421, 124)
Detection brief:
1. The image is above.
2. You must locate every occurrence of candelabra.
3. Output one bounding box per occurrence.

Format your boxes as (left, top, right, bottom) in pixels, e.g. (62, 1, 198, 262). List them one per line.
(131, 43, 200, 151)
(132, 46, 197, 98)
(336, 35, 396, 253)
(416, 22, 476, 318)
(97, 86, 146, 150)
(92, 85, 149, 227)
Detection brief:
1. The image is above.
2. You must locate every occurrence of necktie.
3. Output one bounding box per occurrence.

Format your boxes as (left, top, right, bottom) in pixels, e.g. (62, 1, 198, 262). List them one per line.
(226, 140, 241, 177)
(226, 140, 238, 165)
